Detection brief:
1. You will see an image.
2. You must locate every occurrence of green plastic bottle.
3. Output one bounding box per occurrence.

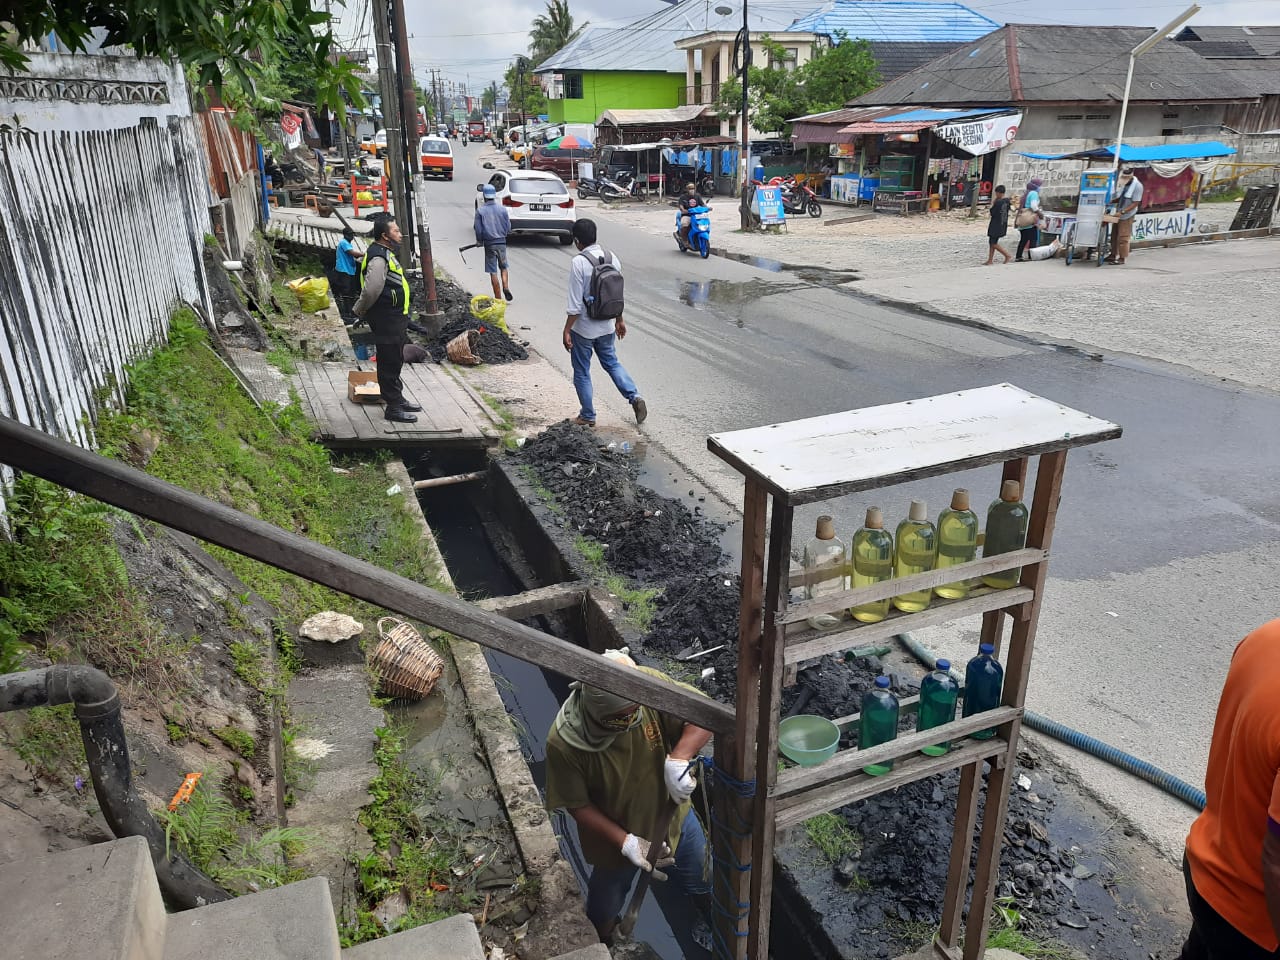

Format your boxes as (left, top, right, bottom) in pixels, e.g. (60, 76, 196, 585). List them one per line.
(935, 489, 979, 600)
(982, 480, 1030, 589)
(892, 500, 937, 613)
(849, 507, 893, 624)
(859, 676, 899, 776)
(802, 515, 846, 631)
(916, 659, 960, 756)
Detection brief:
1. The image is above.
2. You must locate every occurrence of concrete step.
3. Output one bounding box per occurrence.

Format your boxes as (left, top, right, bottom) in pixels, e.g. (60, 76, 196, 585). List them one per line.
(0, 835, 165, 960)
(164, 875, 340, 960)
(339, 914, 484, 960)
(547, 946, 612, 960)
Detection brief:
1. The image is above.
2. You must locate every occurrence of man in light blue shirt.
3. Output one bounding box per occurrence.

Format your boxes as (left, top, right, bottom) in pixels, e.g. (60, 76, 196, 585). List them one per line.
(333, 227, 362, 323)
(1107, 168, 1144, 265)
(561, 219, 646, 428)
(474, 185, 513, 301)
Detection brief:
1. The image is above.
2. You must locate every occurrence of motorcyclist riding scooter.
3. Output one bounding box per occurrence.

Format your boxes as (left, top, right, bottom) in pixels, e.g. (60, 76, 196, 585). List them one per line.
(674, 183, 705, 249)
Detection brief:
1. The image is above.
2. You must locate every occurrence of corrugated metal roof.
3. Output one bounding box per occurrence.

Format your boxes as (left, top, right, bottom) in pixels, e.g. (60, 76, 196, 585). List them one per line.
(791, 106, 896, 142)
(1206, 57, 1280, 96)
(1178, 25, 1280, 57)
(866, 40, 965, 81)
(1019, 140, 1237, 161)
(876, 107, 997, 122)
(849, 25, 1262, 106)
(1178, 40, 1268, 58)
(789, 1, 1000, 43)
(535, 0, 785, 74)
(598, 106, 715, 126)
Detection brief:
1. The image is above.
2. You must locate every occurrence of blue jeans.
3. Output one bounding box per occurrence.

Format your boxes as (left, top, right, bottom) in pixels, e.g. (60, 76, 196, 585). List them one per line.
(585, 809, 709, 932)
(570, 331, 640, 424)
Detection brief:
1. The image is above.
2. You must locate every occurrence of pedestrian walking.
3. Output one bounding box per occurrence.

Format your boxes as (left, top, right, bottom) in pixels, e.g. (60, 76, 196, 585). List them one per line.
(984, 185, 1012, 265)
(1179, 618, 1280, 960)
(544, 648, 712, 947)
(1107, 168, 1144, 265)
(353, 214, 422, 424)
(333, 227, 363, 323)
(474, 184, 513, 302)
(1014, 177, 1044, 261)
(562, 219, 647, 428)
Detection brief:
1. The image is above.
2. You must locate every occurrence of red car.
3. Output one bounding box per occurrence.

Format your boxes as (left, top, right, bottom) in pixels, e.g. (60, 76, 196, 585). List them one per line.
(528, 146, 595, 180)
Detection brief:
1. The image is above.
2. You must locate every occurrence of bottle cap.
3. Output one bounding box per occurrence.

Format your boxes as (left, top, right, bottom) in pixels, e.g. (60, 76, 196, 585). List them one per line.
(864, 507, 883, 530)
(908, 499, 927, 522)
(979, 643, 995, 655)
(950, 489, 970, 511)
(815, 515, 835, 540)
(936, 659, 951, 672)
(874, 675, 890, 689)
(1000, 479, 1022, 502)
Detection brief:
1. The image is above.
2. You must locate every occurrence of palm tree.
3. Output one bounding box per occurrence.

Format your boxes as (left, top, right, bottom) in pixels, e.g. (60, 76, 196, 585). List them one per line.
(528, 0, 586, 66)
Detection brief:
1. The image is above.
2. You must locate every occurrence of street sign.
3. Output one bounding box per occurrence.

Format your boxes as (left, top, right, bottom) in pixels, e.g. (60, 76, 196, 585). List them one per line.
(755, 186, 785, 226)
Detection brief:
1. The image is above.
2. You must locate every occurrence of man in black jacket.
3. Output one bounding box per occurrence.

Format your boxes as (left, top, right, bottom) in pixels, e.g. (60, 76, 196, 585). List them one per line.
(353, 215, 421, 423)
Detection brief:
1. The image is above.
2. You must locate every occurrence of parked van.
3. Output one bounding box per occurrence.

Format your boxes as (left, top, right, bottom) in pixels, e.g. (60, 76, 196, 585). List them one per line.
(420, 136, 454, 180)
(529, 146, 595, 179)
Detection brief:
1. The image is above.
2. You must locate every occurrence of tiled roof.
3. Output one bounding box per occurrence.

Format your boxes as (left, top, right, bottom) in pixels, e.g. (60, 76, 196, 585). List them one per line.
(788, 1, 1000, 43)
(849, 24, 1261, 106)
(535, 0, 789, 74)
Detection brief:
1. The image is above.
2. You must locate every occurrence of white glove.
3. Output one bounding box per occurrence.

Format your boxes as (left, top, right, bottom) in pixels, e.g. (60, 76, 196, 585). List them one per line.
(664, 755, 697, 803)
(621, 833, 652, 872)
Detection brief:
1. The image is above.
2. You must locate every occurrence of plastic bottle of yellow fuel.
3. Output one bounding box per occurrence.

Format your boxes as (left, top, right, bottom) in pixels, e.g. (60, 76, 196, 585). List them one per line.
(850, 507, 893, 623)
(892, 500, 937, 613)
(935, 489, 979, 600)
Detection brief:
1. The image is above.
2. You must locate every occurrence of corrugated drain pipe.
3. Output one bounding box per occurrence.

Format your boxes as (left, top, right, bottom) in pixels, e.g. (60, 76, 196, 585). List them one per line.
(0, 666, 232, 907)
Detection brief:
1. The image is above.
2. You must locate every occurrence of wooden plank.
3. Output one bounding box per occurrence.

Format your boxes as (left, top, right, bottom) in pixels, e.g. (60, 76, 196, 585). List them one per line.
(830, 692, 922, 729)
(443, 363, 507, 432)
(962, 450, 1066, 960)
(784, 588, 1034, 666)
(714, 478, 768, 960)
(938, 761, 982, 950)
(783, 548, 1045, 624)
(476, 581, 589, 619)
(706, 383, 1121, 504)
(774, 738, 1005, 829)
(0, 414, 736, 735)
(775, 707, 1020, 801)
(301, 363, 363, 441)
(748, 499, 793, 960)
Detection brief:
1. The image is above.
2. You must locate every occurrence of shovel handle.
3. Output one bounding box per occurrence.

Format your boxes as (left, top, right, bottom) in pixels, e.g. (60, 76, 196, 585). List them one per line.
(617, 804, 679, 939)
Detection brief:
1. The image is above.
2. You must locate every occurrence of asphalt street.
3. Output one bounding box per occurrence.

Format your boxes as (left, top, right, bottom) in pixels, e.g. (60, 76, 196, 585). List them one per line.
(426, 150, 1280, 862)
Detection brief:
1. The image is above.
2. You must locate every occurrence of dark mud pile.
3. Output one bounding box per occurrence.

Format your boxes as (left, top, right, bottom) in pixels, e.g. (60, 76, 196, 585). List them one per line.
(509, 422, 722, 583)
(407, 274, 528, 364)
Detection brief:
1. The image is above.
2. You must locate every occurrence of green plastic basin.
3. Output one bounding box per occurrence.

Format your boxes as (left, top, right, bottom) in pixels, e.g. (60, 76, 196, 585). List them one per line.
(778, 714, 840, 766)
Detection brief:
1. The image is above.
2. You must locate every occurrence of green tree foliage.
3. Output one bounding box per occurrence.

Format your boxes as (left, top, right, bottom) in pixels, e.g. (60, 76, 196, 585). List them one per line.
(482, 82, 500, 113)
(528, 0, 587, 66)
(503, 57, 548, 119)
(4, 0, 364, 116)
(717, 33, 879, 136)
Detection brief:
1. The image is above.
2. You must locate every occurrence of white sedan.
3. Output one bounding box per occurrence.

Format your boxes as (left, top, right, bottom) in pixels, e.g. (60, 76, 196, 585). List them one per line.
(476, 169, 576, 245)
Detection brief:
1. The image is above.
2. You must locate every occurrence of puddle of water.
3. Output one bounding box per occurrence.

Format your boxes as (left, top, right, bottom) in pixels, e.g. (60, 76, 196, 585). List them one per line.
(716, 250, 860, 287)
(718, 250, 784, 272)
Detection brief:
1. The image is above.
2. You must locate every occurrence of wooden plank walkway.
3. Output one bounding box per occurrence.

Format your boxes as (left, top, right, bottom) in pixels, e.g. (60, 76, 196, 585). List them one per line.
(291, 361, 502, 450)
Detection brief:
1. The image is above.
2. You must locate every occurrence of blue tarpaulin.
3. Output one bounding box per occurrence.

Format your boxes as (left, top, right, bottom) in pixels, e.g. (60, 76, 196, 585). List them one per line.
(1017, 141, 1237, 162)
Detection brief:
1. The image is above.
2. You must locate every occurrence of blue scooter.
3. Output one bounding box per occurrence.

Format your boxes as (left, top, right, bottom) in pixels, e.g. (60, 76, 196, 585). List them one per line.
(674, 205, 711, 258)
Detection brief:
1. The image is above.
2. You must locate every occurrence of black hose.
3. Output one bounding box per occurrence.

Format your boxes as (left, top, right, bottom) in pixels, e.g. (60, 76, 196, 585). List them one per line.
(0, 666, 231, 908)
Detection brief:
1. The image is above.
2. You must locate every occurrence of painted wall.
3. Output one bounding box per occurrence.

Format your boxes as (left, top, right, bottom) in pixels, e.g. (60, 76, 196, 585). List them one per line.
(0, 52, 213, 468)
(547, 71, 684, 124)
(1018, 103, 1228, 142)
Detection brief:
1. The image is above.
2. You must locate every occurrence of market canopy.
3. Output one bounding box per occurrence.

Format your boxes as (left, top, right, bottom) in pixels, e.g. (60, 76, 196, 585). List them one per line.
(837, 106, 1020, 156)
(1017, 141, 1237, 162)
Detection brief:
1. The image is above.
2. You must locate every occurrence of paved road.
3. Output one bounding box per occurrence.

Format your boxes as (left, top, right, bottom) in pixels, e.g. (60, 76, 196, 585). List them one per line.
(426, 152, 1280, 861)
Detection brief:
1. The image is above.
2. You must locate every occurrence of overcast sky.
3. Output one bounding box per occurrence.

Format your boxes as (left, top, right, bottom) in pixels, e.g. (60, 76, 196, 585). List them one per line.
(336, 0, 1279, 98)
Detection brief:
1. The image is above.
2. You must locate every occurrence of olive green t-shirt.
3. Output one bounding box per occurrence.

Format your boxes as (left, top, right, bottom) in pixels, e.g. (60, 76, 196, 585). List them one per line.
(544, 669, 699, 869)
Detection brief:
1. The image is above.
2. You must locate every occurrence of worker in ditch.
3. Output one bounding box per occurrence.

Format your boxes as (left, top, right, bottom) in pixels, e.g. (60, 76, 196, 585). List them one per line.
(353, 213, 421, 424)
(545, 648, 713, 947)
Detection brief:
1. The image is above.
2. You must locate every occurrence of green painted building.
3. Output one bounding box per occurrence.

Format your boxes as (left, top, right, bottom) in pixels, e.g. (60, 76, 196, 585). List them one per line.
(546, 71, 684, 125)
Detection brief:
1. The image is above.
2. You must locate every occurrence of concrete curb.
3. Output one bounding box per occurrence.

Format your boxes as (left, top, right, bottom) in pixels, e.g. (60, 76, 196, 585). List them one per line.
(383, 460, 598, 958)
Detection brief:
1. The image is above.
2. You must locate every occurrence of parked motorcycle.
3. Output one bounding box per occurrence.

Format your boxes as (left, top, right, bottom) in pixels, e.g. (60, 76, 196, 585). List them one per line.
(779, 177, 822, 218)
(577, 177, 605, 200)
(674, 205, 711, 258)
(599, 170, 648, 203)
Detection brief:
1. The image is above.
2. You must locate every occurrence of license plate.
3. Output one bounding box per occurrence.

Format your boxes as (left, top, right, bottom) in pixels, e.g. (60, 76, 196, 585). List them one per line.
(530, 203, 550, 212)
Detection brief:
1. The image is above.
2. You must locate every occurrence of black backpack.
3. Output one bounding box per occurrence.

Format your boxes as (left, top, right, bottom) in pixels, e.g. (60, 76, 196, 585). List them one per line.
(579, 248, 624, 320)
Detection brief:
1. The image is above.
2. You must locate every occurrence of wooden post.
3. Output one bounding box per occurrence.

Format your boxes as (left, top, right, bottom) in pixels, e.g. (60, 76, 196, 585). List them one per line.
(936, 759, 981, 956)
(713, 478, 768, 959)
(748, 500, 794, 959)
(962, 450, 1067, 960)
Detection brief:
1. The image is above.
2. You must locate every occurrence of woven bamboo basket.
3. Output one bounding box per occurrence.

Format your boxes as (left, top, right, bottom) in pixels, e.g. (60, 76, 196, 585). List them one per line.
(372, 617, 445, 700)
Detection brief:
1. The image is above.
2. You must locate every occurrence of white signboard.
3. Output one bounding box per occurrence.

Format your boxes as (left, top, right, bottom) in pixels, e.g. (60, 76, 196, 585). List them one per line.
(1131, 209, 1197, 242)
(934, 113, 1023, 157)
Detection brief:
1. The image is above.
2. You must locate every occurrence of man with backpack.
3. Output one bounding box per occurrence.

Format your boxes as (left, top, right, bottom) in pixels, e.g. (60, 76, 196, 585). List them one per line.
(562, 219, 646, 428)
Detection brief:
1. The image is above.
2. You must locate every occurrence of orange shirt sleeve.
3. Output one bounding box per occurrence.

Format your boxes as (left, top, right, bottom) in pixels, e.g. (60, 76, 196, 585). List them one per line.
(1270, 769, 1280, 837)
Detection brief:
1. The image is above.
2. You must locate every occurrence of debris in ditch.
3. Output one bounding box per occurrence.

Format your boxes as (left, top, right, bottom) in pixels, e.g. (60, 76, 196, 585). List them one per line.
(409, 274, 529, 364)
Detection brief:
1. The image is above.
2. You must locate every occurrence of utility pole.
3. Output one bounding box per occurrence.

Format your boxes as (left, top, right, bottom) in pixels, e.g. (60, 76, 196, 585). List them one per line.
(371, 0, 411, 261)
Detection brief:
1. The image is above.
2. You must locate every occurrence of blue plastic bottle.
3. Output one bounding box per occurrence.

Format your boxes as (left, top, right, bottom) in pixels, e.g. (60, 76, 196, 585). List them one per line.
(916, 659, 960, 756)
(858, 676, 899, 776)
(962, 643, 1004, 739)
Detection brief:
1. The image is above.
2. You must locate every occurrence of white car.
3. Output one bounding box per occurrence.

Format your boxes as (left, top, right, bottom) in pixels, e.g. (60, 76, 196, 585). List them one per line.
(476, 170, 576, 245)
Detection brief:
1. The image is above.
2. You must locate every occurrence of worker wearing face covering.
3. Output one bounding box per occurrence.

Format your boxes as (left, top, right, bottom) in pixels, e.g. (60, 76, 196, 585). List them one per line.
(544, 649, 713, 941)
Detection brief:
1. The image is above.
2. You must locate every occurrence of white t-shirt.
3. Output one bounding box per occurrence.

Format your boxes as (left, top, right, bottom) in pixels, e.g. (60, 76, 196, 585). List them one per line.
(567, 244, 622, 339)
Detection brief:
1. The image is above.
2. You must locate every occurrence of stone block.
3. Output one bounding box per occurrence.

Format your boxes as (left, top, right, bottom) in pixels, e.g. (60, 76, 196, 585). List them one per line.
(163, 875, 339, 960)
(0, 835, 165, 960)
(339, 914, 484, 960)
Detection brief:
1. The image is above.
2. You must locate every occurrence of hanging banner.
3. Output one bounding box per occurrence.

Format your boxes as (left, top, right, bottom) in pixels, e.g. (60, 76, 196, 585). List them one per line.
(934, 113, 1023, 157)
